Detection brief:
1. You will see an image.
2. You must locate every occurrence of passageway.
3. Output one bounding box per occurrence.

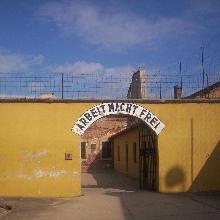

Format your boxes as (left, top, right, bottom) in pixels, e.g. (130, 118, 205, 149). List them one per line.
(80, 113, 158, 192)
(82, 170, 139, 192)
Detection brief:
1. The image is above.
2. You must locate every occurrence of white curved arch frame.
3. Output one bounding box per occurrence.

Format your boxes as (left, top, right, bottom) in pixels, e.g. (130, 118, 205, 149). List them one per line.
(72, 102, 165, 135)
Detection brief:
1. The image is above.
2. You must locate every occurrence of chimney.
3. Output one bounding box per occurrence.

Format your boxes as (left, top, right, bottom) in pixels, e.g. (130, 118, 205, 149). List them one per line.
(174, 85, 182, 99)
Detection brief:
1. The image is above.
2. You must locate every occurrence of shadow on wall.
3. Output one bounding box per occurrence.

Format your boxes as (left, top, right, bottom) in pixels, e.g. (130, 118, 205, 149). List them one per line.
(83, 140, 220, 192)
(164, 141, 220, 192)
(190, 140, 220, 192)
(165, 166, 185, 192)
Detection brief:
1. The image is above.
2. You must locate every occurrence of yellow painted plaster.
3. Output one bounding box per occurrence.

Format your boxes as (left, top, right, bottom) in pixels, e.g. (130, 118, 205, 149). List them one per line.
(113, 103, 220, 192)
(0, 102, 219, 196)
(113, 128, 139, 178)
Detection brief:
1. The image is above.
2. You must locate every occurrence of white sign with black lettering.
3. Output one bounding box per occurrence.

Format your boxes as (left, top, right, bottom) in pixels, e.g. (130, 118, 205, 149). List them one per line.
(72, 102, 165, 135)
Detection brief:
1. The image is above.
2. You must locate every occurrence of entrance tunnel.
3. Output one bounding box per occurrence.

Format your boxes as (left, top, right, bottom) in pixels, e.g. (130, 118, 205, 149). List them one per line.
(80, 115, 158, 191)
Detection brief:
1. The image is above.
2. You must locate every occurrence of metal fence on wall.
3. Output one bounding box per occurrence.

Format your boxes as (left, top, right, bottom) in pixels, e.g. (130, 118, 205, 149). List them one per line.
(0, 72, 219, 100)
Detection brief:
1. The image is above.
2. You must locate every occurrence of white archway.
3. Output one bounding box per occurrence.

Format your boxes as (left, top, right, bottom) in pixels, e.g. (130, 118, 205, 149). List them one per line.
(72, 102, 165, 135)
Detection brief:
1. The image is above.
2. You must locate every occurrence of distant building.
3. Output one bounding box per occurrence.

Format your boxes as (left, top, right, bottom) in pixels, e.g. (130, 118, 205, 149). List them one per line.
(174, 85, 182, 99)
(39, 92, 55, 99)
(185, 81, 220, 99)
(127, 68, 147, 99)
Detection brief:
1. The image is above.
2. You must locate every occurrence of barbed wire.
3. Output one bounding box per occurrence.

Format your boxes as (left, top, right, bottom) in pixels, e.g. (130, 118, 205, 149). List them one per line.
(0, 72, 219, 100)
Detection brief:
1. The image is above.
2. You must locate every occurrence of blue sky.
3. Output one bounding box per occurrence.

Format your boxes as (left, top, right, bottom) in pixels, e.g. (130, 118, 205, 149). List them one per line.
(0, 0, 220, 82)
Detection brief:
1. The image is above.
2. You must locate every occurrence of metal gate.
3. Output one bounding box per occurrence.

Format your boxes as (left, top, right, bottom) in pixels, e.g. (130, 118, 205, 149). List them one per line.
(139, 123, 157, 190)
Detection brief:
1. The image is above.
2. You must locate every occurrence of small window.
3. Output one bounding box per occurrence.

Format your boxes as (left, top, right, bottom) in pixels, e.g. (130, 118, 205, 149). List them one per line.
(91, 144, 96, 154)
(117, 145, 120, 161)
(81, 142, 86, 159)
(126, 144, 128, 172)
(133, 142, 137, 163)
(102, 141, 111, 158)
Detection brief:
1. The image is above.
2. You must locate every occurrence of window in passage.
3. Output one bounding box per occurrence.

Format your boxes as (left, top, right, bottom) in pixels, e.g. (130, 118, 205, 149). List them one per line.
(133, 142, 137, 163)
(91, 144, 96, 154)
(81, 142, 86, 159)
(117, 145, 120, 161)
(102, 141, 112, 158)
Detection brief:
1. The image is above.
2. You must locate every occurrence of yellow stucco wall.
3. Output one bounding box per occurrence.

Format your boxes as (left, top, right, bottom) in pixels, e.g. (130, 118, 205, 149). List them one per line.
(113, 128, 139, 179)
(0, 102, 94, 197)
(113, 102, 220, 192)
(150, 103, 220, 192)
(0, 101, 219, 196)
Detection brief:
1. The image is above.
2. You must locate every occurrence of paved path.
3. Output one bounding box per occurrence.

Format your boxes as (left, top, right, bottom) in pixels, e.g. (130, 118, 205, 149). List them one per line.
(1, 171, 220, 220)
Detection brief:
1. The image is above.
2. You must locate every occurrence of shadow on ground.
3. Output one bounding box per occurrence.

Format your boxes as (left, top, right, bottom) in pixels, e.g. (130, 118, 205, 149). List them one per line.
(82, 170, 220, 220)
(1, 171, 220, 220)
(82, 170, 139, 191)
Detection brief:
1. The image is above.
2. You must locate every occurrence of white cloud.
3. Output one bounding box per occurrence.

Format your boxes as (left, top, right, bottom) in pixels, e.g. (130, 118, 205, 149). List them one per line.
(38, 1, 199, 50)
(45, 60, 135, 99)
(46, 60, 134, 76)
(0, 50, 44, 73)
(105, 65, 134, 78)
(47, 61, 103, 74)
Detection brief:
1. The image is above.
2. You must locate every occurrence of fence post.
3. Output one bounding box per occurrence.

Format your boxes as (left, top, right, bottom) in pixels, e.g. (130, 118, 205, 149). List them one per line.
(61, 73, 64, 100)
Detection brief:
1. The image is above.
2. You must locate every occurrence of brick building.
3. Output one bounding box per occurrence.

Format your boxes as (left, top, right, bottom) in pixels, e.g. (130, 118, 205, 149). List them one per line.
(173, 80, 220, 99)
(185, 81, 220, 99)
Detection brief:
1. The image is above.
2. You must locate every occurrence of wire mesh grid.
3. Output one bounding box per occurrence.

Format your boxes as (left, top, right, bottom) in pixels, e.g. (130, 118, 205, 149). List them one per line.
(0, 71, 219, 100)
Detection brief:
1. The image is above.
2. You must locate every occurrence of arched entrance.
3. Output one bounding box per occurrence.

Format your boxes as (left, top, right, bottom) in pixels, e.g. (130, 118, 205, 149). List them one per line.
(72, 102, 165, 135)
(72, 102, 165, 191)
